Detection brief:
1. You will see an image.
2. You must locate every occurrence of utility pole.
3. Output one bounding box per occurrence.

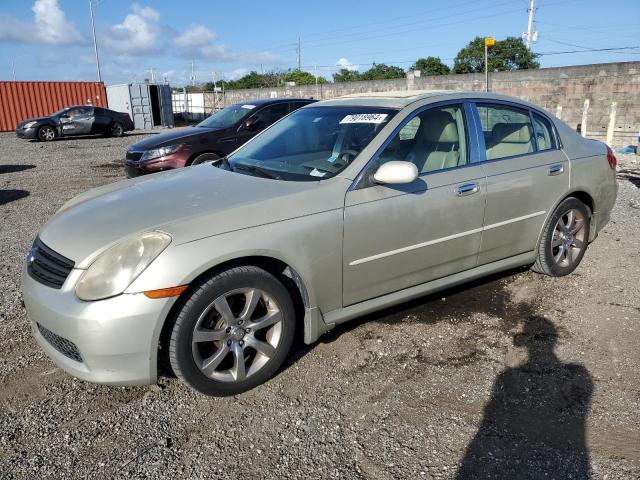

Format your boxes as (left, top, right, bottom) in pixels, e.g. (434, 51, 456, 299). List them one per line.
(523, 0, 538, 49)
(11, 60, 16, 80)
(148, 67, 156, 83)
(89, 0, 102, 82)
(190, 60, 196, 86)
(296, 37, 301, 71)
(211, 70, 220, 111)
(484, 37, 495, 92)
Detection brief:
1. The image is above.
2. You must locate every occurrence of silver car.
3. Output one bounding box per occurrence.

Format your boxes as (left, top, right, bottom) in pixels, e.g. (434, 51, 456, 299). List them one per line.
(22, 92, 618, 396)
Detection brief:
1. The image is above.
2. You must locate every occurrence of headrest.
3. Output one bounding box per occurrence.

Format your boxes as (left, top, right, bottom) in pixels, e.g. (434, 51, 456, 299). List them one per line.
(492, 123, 532, 144)
(419, 110, 459, 143)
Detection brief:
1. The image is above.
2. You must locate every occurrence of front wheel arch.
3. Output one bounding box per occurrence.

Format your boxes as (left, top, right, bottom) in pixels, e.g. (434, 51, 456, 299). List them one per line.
(187, 151, 224, 166)
(157, 256, 310, 377)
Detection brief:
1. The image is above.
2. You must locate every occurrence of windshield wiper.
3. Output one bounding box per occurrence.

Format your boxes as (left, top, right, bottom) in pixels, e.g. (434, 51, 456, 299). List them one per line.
(234, 163, 280, 179)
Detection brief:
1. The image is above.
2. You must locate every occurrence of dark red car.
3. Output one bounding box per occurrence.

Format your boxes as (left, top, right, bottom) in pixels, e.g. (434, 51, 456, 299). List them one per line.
(125, 98, 315, 177)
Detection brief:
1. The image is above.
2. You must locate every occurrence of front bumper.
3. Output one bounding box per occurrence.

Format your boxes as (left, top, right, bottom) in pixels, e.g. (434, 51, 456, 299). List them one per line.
(22, 263, 176, 385)
(16, 126, 37, 139)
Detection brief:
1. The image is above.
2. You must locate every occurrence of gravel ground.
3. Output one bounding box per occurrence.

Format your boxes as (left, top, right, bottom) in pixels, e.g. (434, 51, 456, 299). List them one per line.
(0, 132, 639, 479)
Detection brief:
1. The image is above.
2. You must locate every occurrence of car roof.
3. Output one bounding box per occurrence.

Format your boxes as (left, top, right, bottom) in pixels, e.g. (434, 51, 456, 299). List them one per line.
(312, 90, 542, 110)
(232, 98, 316, 107)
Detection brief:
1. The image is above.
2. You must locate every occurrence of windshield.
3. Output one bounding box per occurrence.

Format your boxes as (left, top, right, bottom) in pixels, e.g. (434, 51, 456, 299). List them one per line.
(228, 106, 397, 181)
(197, 103, 255, 129)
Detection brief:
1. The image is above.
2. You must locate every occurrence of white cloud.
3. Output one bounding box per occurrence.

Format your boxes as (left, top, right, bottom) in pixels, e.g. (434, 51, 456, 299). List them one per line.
(173, 24, 283, 66)
(104, 4, 162, 55)
(175, 25, 217, 48)
(336, 57, 359, 71)
(0, 0, 84, 45)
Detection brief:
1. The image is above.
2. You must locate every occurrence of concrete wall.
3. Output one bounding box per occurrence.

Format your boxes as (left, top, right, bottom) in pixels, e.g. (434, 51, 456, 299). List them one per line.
(218, 62, 640, 148)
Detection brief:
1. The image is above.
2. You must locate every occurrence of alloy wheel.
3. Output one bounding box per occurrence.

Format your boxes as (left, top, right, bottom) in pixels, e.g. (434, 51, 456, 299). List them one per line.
(191, 288, 283, 382)
(551, 208, 586, 268)
(111, 124, 123, 136)
(40, 126, 55, 141)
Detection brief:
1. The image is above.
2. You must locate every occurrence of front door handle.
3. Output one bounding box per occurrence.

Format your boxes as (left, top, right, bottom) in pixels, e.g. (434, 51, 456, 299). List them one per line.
(456, 183, 480, 196)
(548, 164, 564, 176)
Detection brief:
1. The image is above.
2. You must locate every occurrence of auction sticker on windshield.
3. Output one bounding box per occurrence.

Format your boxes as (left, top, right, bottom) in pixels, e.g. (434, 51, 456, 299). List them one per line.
(340, 113, 388, 124)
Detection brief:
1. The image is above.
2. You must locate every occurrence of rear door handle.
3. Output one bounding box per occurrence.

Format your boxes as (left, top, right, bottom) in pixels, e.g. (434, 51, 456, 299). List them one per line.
(548, 164, 564, 176)
(456, 183, 480, 196)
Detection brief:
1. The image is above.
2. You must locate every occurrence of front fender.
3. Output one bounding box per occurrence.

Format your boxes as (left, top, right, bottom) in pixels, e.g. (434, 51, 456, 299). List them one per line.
(126, 208, 344, 314)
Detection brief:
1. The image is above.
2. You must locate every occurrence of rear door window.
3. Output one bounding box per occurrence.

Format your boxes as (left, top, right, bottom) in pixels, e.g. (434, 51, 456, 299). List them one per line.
(532, 112, 556, 151)
(477, 104, 535, 160)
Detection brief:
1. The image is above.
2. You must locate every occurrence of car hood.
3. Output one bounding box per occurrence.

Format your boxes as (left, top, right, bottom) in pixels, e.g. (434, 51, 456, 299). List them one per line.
(18, 116, 51, 126)
(39, 165, 348, 268)
(130, 126, 223, 149)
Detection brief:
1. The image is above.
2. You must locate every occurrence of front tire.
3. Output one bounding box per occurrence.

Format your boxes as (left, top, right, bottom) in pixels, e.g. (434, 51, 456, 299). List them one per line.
(37, 125, 56, 142)
(169, 266, 296, 396)
(533, 197, 590, 277)
(190, 152, 220, 166)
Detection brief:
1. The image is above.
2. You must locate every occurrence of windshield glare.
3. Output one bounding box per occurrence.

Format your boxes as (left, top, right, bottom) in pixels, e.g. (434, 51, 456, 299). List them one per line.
(228, 106, 397, 181)
(197, 103, 255, 129)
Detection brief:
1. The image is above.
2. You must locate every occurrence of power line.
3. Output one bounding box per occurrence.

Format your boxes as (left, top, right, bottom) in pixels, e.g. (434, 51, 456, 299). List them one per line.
(535, 46, 640, 56)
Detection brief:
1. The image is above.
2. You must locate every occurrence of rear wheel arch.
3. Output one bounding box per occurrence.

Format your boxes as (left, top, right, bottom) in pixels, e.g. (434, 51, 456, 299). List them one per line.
(157, 255, 310, 376)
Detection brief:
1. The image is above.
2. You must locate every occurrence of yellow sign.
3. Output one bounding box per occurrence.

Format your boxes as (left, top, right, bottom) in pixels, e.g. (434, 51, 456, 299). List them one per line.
(485, 37, 496, 47)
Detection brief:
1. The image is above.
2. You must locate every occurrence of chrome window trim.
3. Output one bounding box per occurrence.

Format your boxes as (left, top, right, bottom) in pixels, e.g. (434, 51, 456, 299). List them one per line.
(350, 100, 478, 191)
(471, 99, 563, 163)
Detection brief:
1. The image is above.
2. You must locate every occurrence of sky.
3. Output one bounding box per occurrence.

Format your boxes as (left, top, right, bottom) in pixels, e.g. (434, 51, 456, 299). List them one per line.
(0, 0, 638, 85)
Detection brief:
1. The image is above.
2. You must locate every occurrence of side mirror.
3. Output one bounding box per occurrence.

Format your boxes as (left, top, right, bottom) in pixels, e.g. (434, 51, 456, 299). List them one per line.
(373, 161, 419, 185)
(242, 117, 257, 131)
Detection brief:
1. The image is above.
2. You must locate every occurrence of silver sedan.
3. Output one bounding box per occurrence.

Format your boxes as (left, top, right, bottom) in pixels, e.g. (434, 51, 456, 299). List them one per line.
(22, 91, 618, 396)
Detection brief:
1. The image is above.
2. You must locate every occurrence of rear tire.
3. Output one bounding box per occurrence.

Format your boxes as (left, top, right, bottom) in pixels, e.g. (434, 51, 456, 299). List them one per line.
(169, 266, 296, 396)
(532, 197, 590, 277)
(37, 125, 56, 142)
(190, 152, 220, 166)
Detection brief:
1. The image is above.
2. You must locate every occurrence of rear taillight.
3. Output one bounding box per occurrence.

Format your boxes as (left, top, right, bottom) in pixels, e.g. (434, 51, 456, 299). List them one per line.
(606, 145, 617, 170)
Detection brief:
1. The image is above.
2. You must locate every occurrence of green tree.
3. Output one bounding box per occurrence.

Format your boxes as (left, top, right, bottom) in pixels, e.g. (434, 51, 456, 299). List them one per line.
(453, 37, 540, 74)
(333, 68, 362, 82)
(360, 63, 405, 80)
(410, 56, 450, 76)
(283, 70, 328, 85)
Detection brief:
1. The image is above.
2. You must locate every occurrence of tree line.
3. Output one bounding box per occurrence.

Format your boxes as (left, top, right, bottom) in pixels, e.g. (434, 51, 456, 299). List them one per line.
(188, 37, 539, 91)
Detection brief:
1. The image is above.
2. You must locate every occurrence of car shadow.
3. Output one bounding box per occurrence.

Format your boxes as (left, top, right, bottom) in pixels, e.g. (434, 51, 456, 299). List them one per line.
(281, 267, 593, 478)
(0, 189, 30, 205)
(280, 267, 528, 371)
(0, 165, 36, 174)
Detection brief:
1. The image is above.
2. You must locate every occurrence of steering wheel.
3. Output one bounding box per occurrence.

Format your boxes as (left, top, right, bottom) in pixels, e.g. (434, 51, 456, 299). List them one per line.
(336, 149, 359, 164)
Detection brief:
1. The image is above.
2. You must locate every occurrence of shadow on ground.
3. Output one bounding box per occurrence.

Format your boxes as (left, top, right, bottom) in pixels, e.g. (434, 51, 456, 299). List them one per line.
(0, 165, 36, 174)
(0, 189, 30, 205)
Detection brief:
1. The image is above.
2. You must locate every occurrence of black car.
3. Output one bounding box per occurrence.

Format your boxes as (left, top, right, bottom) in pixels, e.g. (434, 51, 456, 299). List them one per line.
(124, 98, 316, 177)
(16, 106, 134, 141)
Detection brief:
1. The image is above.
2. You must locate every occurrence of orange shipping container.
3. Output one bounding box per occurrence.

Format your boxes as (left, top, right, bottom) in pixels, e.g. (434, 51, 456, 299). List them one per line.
(0, 81, 107, 132)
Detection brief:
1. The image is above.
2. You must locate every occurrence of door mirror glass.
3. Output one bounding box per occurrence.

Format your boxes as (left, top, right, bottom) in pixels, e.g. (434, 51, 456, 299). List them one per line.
(242, 117, 257, 131)
(373, 161, 419, 185)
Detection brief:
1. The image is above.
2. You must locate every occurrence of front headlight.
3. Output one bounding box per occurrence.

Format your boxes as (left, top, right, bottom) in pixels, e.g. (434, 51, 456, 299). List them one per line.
(139, 144, 182, 162)
(24, 121, 37, 128)
(75, 232, 171, 301)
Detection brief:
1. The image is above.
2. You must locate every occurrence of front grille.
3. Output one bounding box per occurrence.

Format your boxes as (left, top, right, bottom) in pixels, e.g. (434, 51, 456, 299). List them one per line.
(126, 150, 143, 164)
(27, 238, 75, 289)
(37, 323, 83, 362)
